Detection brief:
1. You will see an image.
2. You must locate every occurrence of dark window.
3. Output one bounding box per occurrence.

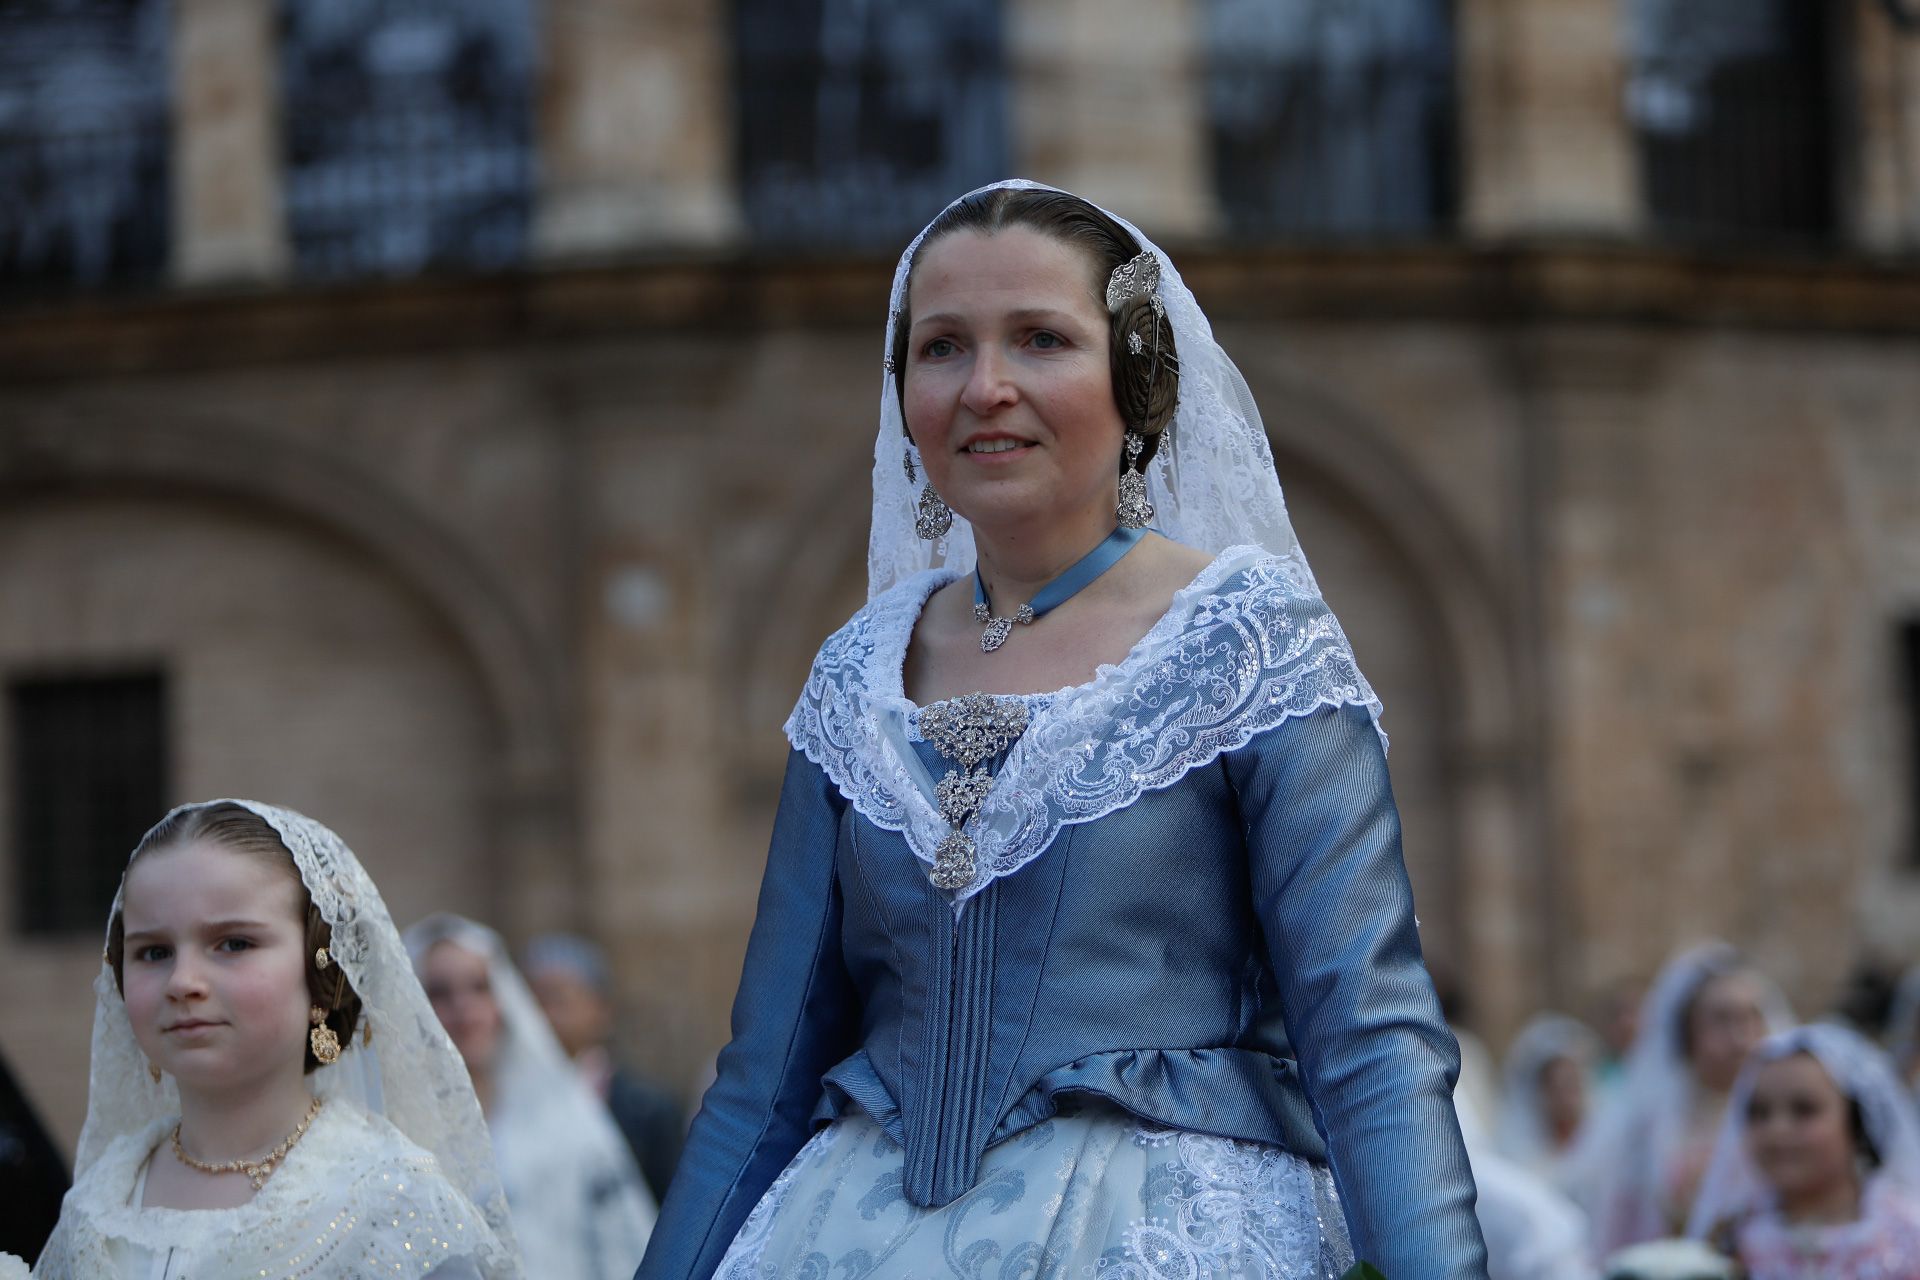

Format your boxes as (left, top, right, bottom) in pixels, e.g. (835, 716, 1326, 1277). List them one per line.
(1626, 0, 1841, 243)
(1904, 621, 1920, 869)
(280, 0, 537, 279)
(735, 0, 1009, 247)
(1203, 0, 1457, 238)
(9, 673, 168, 935)
(0, 0, 171, 293)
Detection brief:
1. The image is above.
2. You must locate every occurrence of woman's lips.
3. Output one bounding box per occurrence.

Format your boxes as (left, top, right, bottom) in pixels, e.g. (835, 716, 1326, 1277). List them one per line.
(164, 1019, 224, 1034)
(959, 438, 1036, 463)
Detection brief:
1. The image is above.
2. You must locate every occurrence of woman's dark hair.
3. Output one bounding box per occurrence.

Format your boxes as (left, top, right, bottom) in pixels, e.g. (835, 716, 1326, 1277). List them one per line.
(890, 187, 1179, 471)
(107, 802, 362, 1074)
(1851, 1095, 1883, 1169)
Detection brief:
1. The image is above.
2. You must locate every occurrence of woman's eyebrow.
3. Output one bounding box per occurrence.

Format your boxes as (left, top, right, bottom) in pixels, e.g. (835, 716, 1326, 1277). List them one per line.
(1002, 307, 1084, 327)
(912, 306, 1084, 332)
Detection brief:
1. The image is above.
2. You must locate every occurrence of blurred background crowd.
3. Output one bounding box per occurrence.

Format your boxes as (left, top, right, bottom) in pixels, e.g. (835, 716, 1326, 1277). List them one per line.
(1, 0, 1918, 1274)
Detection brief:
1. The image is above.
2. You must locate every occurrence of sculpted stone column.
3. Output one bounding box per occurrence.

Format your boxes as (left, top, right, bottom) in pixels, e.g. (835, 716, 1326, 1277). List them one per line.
(1854, 7, 1920, 252)
(1456, 0, 1640, 237)
(170, 0, 289, 283)
(534, 0, 741, 256)
(1005, 0, 1215, 237)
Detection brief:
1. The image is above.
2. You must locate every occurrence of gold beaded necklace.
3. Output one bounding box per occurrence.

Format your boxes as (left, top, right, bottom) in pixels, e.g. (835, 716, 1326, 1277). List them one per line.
(170, 1095, 324, 1190)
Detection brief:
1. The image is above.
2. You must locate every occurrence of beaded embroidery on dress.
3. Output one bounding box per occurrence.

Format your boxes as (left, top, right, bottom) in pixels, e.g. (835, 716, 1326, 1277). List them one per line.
(784, 544, 1383, 906)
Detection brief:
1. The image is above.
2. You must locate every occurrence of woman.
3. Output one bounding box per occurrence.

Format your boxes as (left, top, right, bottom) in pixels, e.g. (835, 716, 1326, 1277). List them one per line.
(1571, 942, 1790, 1255)
(639, 181, 1487, 1278)
(407, 915, 656, 1280)
(1498, 1013, 1604, 1188)
(1687, 1023, 1920, 1277)
(25, 800, 520, 1277)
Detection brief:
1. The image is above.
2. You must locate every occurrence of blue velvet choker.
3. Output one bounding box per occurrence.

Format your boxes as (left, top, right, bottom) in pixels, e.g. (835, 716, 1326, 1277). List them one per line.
(971, 525, 1147, 653)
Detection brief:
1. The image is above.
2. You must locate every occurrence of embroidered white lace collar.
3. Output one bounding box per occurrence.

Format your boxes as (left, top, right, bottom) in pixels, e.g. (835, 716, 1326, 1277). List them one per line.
(785, 544, 1384, 908)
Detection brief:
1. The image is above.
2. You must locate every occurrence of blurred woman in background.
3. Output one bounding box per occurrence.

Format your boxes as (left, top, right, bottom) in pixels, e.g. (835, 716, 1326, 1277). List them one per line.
(1572, 941, 1789, 1254)
(1499, 1012, 1604, 1189)
(408, 914, 655, 1280)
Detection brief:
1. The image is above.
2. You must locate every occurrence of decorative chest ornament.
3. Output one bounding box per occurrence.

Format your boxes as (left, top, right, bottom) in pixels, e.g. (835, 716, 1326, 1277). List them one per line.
(918, 693, 1029, 891)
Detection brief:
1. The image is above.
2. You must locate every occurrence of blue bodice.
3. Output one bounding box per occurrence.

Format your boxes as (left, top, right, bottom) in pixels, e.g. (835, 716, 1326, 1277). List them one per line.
(638, 553, 1488, 1278)
(638, 705, 1487, 1279)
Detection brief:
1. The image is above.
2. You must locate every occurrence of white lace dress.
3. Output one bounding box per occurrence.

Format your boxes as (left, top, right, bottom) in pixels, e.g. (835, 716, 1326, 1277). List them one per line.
(34, 1099, 498, 1278)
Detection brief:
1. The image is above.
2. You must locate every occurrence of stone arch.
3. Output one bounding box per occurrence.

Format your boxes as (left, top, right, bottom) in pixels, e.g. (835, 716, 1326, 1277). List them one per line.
(0, 410, 576, 921)
(1255, 374, 1515, 751)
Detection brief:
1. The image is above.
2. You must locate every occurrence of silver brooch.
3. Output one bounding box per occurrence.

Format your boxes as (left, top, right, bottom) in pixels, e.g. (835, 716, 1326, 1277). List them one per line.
(918, 694, 1030, 891)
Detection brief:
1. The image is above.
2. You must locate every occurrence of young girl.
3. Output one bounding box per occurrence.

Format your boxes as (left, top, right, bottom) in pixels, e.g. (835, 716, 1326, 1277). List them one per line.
(24, 799, 521, 1277)
(1687, 1023, 1920, 1278)
(406, 913, 655, 1280)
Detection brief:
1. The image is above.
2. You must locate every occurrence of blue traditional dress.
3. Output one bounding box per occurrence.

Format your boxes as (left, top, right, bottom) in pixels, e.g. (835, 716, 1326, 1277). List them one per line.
(638, 549, 1488, 1279)
(638, 178, 1488, 1280)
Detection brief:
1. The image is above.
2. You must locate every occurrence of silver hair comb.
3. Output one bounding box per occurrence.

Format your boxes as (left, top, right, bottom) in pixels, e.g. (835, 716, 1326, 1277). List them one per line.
(1105, 251, 1162, 314)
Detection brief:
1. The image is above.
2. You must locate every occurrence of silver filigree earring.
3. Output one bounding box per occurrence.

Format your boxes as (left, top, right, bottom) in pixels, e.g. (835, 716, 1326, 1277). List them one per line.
(1117, 431, 1155, 529)
(906, 439, 952, 541)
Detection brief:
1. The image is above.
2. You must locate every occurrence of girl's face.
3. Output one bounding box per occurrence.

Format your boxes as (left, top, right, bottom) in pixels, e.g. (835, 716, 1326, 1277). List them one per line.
(1746, 1052, 1857, 1205)
(120, 840, 311, 1093)
(1687, 972, 1770, 1093)
(903, 226, 1126, 539)
(421, 939, 503, 1070)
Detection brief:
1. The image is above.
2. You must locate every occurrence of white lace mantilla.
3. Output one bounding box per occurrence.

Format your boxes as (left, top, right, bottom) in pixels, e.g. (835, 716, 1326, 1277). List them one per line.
(784, 545, 1384, 907)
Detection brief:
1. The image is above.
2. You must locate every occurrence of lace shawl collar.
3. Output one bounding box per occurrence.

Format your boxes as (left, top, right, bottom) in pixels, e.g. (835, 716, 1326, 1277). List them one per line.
(785, 545, 1385, 908)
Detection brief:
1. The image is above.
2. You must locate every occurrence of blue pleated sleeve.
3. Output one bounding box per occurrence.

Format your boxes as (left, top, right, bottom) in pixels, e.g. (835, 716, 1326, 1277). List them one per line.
(635, 749, 858, 1280)
(1228, 703, 1490, 1277)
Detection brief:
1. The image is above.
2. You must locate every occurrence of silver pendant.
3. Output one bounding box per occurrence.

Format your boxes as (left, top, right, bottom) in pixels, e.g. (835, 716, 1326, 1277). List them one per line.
(935, 767, 993, 826)
(931, 831, 976, 890)
(976, 603, 1034, 654)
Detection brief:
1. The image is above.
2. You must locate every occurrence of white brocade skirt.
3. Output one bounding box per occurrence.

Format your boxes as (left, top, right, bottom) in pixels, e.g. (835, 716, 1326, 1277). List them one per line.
(715, 1104, 1355, 1279)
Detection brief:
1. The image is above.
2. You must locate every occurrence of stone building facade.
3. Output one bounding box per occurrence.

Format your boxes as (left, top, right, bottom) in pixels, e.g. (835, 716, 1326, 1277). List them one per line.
(2, 0, 1919, 1154)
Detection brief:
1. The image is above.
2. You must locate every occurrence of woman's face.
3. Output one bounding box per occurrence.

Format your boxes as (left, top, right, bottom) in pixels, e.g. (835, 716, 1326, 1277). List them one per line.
(1687, 972, 1770, 1093)
(1746, 1052, 1857, 1206)
(120, 840, 311, 1094)
(902, 226, 1125, 540)
(421, 939, 503, 1070)
(1538, 1053, 1588, 1141)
